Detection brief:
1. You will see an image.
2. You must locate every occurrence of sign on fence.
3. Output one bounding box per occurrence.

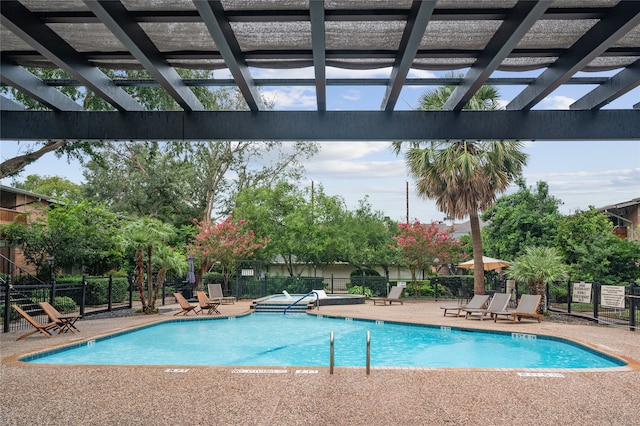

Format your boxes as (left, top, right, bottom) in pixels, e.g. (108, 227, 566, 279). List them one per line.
(572, 282, 592, 304)
(601, 285, 625, 309)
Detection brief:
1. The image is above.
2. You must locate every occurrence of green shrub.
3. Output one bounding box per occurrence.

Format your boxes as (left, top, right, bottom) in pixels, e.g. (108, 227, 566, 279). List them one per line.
(85, 277, 128, 305)
(350, 275, 386, 295)
(53, 296, 77, 313)
(203, 272, 224, 284)
(56, 275, 83, 284)
(549, 284, 568, 303)
(0, 304, 22, 322)
(348, 285, 373, 298)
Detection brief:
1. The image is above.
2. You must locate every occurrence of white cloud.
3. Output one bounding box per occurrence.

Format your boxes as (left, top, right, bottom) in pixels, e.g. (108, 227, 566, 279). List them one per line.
(540, 95, 575, 109)
(342, 89, 361, 101)
(407, 69, 437, 78)
(313, 142, 390, 160)
(523, 167, 640, 212)
(302, 142, 406, 180)
(261, 87, 317, 109)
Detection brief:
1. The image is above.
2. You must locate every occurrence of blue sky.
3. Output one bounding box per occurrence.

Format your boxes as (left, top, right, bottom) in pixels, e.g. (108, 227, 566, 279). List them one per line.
(1, 66, 639, 224)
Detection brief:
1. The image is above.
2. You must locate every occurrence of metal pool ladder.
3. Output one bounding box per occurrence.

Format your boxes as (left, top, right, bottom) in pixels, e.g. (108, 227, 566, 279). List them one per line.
(329, 330, 370, 375)
(283, 290, 319, 315)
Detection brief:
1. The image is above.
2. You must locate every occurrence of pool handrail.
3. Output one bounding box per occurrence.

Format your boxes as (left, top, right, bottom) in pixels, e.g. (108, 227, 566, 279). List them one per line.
(283, 290, 319, 315)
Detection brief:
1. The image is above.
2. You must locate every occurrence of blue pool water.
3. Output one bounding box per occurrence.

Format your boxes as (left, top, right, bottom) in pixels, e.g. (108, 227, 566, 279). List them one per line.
(23, 314, 625, 369)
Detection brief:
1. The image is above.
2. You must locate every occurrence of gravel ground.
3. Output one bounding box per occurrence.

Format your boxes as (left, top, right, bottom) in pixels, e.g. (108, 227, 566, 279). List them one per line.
(1, 300, 639, 426)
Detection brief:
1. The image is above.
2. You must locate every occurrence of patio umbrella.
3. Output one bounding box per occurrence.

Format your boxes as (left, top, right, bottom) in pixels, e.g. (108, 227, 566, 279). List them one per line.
(186, 254, 196, 284)
(457, 256, 510, 271)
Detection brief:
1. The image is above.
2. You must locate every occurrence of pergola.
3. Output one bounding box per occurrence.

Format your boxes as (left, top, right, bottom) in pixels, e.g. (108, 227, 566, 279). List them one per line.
(1, 0, 639, 141)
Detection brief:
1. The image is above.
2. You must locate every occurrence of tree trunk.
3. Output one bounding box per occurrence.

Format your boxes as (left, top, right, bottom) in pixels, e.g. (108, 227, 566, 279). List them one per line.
(410, 267, 420, 297)
(0, 140, 68, 178)
(134, 249, 147, 309)
(151, 268, 167, 309)
(532, 280, 547, 314)
(146, 246, 153, 313)
(469, 212, 485, 295)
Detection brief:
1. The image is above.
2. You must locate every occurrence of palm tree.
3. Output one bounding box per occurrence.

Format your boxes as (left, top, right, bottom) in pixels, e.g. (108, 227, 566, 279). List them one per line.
(123, 217, 177, 313)
(506, 246, 569, 313)
(152, 245, 188, 309)
(392, 80, 527, 295)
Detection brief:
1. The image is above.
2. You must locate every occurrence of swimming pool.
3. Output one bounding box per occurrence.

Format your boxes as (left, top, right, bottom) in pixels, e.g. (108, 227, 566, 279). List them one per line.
(21, 314, 626, 369)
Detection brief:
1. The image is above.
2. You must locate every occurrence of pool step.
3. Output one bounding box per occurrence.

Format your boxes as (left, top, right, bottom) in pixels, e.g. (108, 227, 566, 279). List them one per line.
(251, 301, 313, 314)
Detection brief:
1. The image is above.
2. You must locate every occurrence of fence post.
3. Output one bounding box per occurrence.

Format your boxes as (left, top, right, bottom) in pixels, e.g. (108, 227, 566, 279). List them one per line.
(629, 280, 637, 331)
(3, 275, 11, 333)
(236, 272, 240, 300)
(108, 275, 113, 312)
(545, 282, 549, 312)
(593, 280, 599, 320)
(434, 278, 438, 301)
(49, 264, 56, 304)
(330, 274, 334, 294)
(80, 275, 86, 316)
(567, 279, 572, 314)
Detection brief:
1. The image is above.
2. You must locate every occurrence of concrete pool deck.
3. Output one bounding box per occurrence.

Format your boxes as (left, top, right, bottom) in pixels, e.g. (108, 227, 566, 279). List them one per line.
(1, 299, 639, 425)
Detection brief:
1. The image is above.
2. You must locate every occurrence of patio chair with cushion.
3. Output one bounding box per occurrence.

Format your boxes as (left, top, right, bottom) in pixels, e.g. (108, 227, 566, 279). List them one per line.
(493, 294, 544, 323)
(440, 294, 490, 317)
(173, 292, 199, 316)
(463, 292, 511, 321)
(208, 283, 236, 304)
(39, 301, 81, 333)
(196, 291, 221, 315)
(371, 286, 404, 306)
(12, 305, 59, 340)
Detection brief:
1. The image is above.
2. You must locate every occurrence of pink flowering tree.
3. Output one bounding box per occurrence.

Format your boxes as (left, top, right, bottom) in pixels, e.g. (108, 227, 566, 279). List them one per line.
(190, 216, 267, 291)
(392, 220, 460, 296)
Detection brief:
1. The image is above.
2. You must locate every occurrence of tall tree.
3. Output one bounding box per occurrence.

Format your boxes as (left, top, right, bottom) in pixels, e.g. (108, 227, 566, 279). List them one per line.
(170, 139, 317, 223)
(153, 245, 188, 306)
(189, 216, 267, 291)
(122, 217, 178, 313)
(344, 197, 399, 281)
(392, 82, 527, 295)
(0, 200, 123, 275)
(82, 141, 199, 226)
(12, 174, 84, 202)
(391, 220, 460, 295)
(481, 179, 562, 260)
(81, 81, 317, 228)
(234, 181, 349, 276)
(556, 207, 640, 284)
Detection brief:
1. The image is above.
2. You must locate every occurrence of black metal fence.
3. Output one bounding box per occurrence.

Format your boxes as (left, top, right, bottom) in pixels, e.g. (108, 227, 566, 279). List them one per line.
(548, 280, 639, 331)
(2, 274, 134, 334)
(188, 274, 484, 301)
